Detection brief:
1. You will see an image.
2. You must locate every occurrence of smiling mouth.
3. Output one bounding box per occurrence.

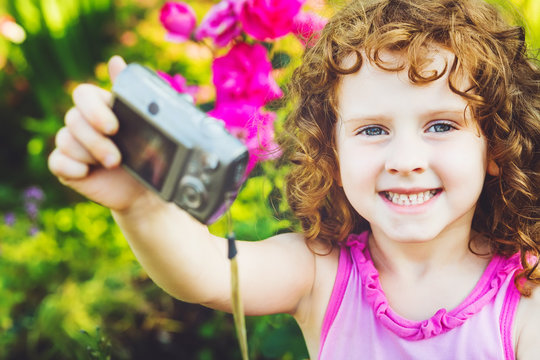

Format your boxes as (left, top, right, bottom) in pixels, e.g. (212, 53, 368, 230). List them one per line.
(382, 190, 440, 206)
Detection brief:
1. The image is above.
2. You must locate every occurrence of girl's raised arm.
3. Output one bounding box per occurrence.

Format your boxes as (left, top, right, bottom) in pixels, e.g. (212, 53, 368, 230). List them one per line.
(113, 197, 316, 315)
(49, 56, 318, 317)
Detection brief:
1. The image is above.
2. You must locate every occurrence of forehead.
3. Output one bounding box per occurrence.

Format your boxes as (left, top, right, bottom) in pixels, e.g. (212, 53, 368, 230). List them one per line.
(340, 45, 453, 71)
(336, 48, 471, 120)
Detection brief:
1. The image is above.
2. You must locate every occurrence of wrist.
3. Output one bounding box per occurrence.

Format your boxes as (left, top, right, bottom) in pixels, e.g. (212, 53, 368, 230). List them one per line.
(111, 188, 168, 221)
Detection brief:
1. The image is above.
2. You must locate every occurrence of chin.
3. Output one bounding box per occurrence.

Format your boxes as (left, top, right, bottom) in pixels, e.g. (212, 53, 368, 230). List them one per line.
(377, 224, 443, 244)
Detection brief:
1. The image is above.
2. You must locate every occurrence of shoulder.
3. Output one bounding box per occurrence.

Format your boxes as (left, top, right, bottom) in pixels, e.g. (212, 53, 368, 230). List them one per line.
(292, 237, 340, 352)
(515, 284, 540, 360)
(255, 232, 339, 274)
(252, 232, 318, 270)
(233, 232, 326, 316)
(265, 232, 341, 294)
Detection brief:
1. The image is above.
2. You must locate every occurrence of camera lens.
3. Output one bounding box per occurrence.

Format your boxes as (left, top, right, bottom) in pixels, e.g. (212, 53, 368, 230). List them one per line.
(177, 176, 206, 210)
(148, 101, 159, 115)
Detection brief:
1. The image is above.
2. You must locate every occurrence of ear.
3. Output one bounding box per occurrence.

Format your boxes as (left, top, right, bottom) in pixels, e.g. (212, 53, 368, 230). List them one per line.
(487, 159, 500, 176)
(335, 174, 342, 187)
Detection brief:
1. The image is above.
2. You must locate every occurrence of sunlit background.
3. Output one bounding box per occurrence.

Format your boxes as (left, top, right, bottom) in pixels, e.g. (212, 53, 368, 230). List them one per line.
(0, 0, 537, 359)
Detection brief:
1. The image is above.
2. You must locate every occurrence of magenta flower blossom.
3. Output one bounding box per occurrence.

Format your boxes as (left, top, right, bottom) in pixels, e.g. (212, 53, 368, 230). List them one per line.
(158, 71, 199, 99)
(239, 0, 305, 41)
(292, 11, 327, 47)
(159, 2, 197, 42)
(195, 0, 244, 48)
(209, 103, 281, 174)
(212, 42, 282, 107)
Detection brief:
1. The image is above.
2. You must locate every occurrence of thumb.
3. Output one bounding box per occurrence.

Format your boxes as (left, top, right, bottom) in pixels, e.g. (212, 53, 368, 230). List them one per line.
(108, 55, 127, 83)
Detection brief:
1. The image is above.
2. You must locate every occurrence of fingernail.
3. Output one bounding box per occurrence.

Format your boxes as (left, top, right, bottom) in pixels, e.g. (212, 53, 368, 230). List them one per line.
(104, 153, 119, 168)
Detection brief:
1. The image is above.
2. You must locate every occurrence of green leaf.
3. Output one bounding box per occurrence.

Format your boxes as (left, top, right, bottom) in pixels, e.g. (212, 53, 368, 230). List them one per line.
(271, 51, 291, 69)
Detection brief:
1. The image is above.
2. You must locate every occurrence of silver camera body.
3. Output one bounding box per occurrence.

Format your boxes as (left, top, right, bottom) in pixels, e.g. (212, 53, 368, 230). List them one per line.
(111, 63, 248, 224)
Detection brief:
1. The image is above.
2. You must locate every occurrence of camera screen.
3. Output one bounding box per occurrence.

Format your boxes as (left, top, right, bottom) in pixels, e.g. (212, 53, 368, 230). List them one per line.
(112, 100, 176, 191)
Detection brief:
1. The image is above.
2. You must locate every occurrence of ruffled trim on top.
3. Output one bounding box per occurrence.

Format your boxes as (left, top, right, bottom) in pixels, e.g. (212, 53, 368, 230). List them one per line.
(345, 232, 521, 341)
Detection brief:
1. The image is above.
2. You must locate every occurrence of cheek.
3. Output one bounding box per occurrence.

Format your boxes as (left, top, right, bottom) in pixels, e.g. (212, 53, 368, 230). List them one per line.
(338, 144, 384, 190)
(434, 138, 487, 195)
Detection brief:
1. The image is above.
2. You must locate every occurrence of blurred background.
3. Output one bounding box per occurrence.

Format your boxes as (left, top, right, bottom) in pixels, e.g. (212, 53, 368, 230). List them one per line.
(0, 0, 537, 359)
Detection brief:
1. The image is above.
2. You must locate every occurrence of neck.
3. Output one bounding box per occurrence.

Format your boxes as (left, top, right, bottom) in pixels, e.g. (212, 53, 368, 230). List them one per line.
(368, 226, 488, 280)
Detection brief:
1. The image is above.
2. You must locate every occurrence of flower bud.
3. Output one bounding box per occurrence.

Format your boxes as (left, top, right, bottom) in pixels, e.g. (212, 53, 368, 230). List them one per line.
(159, 1, 197, 42)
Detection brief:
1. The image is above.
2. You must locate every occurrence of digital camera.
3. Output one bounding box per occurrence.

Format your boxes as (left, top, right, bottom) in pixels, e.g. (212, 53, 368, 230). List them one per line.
(111, 63, 248, 224)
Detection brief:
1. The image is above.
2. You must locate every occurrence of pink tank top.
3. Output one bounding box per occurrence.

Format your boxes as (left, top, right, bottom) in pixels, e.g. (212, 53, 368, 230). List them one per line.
(319, 232, 522, 360)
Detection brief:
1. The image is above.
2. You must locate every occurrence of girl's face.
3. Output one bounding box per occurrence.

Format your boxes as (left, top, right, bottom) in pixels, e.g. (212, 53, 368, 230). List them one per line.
(335, 49, 495, 244)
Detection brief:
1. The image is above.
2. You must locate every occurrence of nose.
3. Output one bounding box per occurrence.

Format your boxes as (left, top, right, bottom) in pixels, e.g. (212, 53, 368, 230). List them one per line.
(385, 135, 428, 175)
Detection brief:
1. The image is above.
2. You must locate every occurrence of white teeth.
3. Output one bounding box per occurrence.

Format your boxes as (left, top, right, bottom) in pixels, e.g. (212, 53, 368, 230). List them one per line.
(384, 190, 437, 206)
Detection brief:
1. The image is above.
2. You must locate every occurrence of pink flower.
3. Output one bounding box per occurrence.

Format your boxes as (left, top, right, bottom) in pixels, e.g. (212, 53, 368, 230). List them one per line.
(209, 103, 281, 174)
(212, 42, 282, 107)
(292, 11, 327, 47)
(159, 2, 197, 42)
(195, 0, 244, 47)
(239, 0, 305, 41)
(158, 71, 199, 100)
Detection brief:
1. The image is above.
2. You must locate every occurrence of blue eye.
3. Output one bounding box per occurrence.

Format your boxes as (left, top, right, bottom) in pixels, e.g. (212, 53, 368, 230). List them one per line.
(358, 126, 388, 136)
(427, 122, 455, 133)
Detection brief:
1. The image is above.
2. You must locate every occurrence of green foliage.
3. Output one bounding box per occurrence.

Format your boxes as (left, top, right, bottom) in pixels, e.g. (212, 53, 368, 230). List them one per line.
(210, 163, 295, 241)
(0, 0, 309, 356)
(271, 51, 292, 69)
(80, 327, 112, 360)
(0, 202, 135, 359)
(0, 200, 307, 359)
(0, 0, 116, 203)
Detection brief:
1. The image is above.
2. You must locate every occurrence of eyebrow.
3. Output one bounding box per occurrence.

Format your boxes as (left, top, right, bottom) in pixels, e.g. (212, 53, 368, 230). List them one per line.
(342, 109, 467, 123)
(342, 114, 389, 123)
(424, 109, 466, 118)
(422, 109, 470, 123)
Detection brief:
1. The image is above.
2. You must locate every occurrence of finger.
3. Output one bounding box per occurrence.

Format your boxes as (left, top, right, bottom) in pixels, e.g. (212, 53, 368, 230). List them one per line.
(55, 126, 97, 164)
(108, 55, 127, 83)
(48, 148, 89, 180)
(72, 84, 118, 135)
(64, 107, 121, 169)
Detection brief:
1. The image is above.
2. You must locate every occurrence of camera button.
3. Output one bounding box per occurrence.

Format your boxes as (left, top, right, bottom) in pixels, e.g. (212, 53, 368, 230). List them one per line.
(203, 154, 219, 171)
(148, 101, 159, 115)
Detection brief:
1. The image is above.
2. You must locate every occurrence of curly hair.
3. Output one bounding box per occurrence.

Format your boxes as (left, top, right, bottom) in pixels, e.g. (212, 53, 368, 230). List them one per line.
(280, 0, 540, 294)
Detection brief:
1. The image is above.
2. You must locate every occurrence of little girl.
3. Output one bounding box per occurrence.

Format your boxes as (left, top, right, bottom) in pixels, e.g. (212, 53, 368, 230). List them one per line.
(49, 0, 539, 358)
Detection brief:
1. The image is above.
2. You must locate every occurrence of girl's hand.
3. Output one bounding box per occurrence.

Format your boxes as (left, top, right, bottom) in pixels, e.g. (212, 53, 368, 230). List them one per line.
(48, 56, 149, 211)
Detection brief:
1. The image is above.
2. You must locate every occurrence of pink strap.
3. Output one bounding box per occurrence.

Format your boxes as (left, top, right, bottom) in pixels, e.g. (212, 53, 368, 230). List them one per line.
(500, 275, 521, 360)
(319, 245, 352, 358)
